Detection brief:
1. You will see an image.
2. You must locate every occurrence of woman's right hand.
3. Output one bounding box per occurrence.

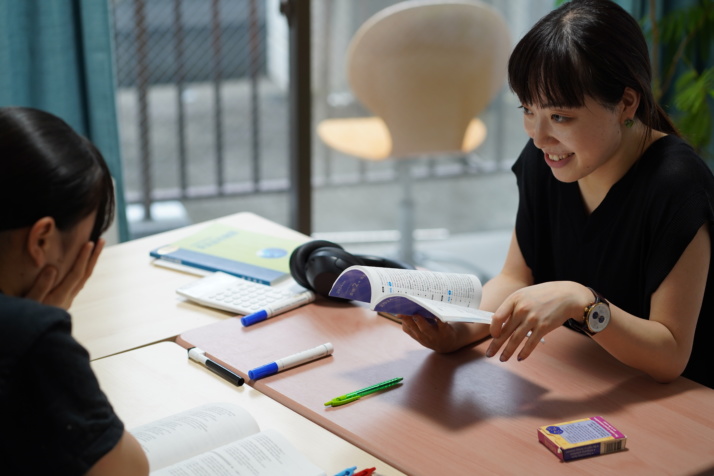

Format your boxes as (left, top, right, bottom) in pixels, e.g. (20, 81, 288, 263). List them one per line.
(24, 239, 105, 310)
(485, 281, 592, 362)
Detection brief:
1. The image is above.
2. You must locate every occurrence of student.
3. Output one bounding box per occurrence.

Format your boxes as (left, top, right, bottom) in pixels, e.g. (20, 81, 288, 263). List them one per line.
(0, 107, 149, 474)
(400, 0, 714, 389)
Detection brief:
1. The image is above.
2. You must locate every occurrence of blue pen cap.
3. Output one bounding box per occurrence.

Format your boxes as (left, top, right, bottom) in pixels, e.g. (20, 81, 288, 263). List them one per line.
(241, 310, 268, 327)
(248, 362, 279, 380)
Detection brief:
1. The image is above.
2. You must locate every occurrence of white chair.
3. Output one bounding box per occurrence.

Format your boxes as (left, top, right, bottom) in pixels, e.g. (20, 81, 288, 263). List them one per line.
(317, 0, 511, 265)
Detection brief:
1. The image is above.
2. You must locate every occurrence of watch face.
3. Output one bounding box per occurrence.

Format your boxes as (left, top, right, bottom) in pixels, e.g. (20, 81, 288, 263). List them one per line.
(587, 302, 610, 332)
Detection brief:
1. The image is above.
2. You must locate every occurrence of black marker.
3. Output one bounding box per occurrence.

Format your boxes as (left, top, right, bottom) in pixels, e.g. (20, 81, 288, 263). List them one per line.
(187, 347, 244, 386)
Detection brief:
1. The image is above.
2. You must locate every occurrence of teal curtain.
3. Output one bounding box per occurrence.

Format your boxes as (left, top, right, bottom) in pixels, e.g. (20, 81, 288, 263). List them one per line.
(0, 0, 129, 242)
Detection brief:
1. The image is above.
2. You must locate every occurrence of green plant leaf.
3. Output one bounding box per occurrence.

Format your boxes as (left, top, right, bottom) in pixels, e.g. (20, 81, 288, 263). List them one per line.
(673, 67, 714, 152)
(675, 68, 714, 109)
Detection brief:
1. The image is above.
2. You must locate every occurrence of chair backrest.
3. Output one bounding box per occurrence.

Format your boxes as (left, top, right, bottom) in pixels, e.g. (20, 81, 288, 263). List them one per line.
(347, 0, 511, 158)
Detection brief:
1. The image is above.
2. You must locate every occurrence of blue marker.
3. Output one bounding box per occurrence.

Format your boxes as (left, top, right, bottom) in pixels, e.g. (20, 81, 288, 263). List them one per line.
(333, 466, 357, 476)
(248, 342, 334, 380)
(241, 290, 316, 326)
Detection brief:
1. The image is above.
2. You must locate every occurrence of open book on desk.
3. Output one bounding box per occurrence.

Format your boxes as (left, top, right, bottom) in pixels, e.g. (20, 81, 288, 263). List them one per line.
(328, 265, 493, 324)
(130, 402, 325, 476)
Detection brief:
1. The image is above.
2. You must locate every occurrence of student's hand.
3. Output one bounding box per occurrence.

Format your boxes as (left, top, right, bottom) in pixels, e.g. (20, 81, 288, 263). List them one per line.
(24, 239, 105, 310)
(400, 314, 467, 353)
(485, 281, 592, 362)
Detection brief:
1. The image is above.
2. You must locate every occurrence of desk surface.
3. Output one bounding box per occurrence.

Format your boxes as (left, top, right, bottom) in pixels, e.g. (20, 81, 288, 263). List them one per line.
(91, 342, 403, 475)
(71, 212, 308, 359)
(75, 212, 714, 475)
(177, 301, 714, 476)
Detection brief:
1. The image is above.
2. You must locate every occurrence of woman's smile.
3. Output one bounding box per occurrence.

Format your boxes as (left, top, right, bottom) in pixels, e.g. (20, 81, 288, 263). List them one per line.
(544, 151, 575, 168)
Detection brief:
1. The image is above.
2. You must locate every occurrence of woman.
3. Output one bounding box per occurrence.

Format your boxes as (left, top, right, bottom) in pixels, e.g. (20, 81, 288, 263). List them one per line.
(401, 0, 714, 389)
(0, 107, 149, 474)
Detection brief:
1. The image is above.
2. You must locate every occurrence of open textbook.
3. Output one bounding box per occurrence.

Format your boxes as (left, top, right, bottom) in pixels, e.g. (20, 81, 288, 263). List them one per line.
(328, 265, 493, 324)
(130, 402, 325, 476)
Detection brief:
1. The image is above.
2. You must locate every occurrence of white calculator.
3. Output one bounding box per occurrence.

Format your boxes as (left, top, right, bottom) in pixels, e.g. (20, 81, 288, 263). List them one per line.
(176, 271, 302, 315)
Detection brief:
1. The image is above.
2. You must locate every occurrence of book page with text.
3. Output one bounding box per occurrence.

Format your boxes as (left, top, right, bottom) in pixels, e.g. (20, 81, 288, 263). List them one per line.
(329, 266, 483, 308)
(152, 428, 326, 476)
(130, 402, 260, 471)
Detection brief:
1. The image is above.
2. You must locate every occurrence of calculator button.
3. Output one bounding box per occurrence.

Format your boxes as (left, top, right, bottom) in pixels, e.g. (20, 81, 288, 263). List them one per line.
(176, 272, 304, 315)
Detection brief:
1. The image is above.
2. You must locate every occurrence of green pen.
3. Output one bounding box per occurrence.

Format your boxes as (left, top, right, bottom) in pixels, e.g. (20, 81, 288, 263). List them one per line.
(324, 377, 404, 407)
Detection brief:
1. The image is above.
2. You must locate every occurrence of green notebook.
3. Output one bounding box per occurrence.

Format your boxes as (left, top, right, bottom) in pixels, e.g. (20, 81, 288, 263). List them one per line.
(150, 223, 305, 285)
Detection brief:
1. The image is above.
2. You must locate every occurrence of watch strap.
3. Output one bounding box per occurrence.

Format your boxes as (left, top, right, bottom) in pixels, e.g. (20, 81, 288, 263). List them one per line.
(586, 287, 608, 306)
(570, 288, 607, 336)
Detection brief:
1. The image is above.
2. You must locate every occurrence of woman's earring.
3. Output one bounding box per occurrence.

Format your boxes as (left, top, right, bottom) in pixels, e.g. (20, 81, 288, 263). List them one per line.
(624, 118, 634, 128)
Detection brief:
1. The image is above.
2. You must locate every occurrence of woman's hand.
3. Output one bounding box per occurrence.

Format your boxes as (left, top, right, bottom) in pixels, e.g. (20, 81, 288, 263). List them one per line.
(24, 239, 105, 310)
(485, 281, 592, 362)
(401, 314, 487, 353)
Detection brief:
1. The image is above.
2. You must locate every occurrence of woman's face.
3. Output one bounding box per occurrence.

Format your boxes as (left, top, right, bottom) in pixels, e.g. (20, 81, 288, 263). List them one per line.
(521, 95, 625, 184)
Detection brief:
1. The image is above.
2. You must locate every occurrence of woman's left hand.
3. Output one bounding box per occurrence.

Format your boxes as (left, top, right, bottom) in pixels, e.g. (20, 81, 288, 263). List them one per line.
(24, 239, 105, 310)
(485, 281, 592, 362)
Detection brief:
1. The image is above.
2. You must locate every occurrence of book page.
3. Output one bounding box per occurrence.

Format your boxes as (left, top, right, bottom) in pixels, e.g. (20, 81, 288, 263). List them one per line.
(373, 295, 493, 323)
(328, 266, 483, 308)
(152, 428, 326, 476)
(130, 402, 261, 471)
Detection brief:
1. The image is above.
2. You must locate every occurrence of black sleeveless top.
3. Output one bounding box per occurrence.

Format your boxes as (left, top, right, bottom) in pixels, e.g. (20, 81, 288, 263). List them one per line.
(512, 135, 714, 389)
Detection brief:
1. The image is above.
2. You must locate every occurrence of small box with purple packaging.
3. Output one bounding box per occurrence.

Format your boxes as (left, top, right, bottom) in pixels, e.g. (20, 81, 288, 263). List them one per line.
(537, 416, 627, 461)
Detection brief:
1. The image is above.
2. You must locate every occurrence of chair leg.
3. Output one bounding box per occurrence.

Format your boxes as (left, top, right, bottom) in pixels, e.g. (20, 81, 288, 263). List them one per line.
(397, 160, 415, 265)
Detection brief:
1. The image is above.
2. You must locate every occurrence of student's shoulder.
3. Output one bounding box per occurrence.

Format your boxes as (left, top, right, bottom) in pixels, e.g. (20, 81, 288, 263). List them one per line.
(643, 135, 711, 180)
(0, 293, 69, 323)
(637, 135, 714, 208)
(0, 294, 71, 353)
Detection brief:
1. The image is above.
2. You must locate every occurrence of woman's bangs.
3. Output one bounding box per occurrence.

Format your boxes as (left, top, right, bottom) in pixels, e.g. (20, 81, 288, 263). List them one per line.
(509, 37, 587, 109)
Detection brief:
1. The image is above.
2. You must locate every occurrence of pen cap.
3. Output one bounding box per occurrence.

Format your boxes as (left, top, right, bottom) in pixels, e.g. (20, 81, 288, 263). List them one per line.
(241, 310, 268, 326)
(187, 347, 207, 364)
(248, 362, 279, 380)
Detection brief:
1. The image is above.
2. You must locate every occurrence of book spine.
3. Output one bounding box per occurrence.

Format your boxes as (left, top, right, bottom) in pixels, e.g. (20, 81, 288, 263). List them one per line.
(152, 252, 272, 286)
(562, 443, 601, 461)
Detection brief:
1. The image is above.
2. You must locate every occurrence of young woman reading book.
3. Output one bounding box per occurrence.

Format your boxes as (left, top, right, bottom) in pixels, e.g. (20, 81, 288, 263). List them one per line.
(400, 0, 714, 389)
(0, 107, 149, 474)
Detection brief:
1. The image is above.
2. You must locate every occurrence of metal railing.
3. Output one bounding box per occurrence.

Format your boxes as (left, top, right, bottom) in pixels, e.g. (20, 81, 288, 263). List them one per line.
(113, 0, 271, 221)
(112, 0, 544, 237)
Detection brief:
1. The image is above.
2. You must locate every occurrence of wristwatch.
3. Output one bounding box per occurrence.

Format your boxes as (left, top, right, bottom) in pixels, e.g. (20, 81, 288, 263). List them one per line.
(571, 287, 611, 336)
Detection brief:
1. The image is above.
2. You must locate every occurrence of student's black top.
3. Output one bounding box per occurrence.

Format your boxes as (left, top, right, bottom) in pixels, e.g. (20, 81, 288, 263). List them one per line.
(512, 135, 714, 389)
(0, 294, 124, 475)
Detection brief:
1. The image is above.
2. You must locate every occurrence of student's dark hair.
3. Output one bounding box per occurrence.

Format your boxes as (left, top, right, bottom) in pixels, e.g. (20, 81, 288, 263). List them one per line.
(508, 0, 678, 138)
(0, 106, 115, 242)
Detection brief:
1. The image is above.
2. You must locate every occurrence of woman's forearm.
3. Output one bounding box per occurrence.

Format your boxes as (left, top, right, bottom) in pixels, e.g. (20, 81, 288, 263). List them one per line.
(593, 305, 694, 383)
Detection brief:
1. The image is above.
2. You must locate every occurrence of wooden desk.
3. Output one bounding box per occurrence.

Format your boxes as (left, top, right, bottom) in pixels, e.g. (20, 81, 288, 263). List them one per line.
(71, 212, 309, 360)
(177, 301, 714, 476)
(91, 342, 404, 475)
(73, 212, 714, 475)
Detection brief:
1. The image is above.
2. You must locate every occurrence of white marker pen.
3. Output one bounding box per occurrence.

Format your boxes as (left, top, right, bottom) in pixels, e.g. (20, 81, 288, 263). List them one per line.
(241, 290, 316, 326)
(248, 342, 334, 380)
